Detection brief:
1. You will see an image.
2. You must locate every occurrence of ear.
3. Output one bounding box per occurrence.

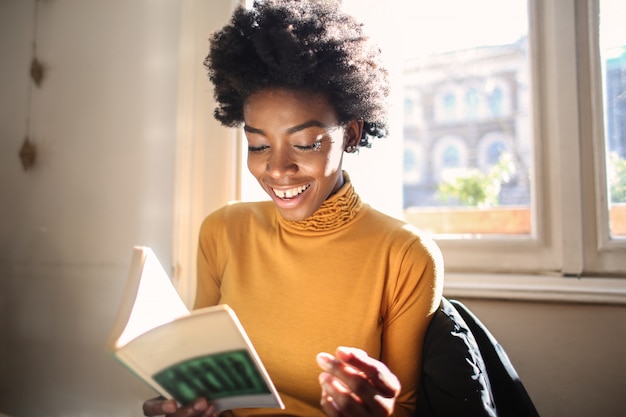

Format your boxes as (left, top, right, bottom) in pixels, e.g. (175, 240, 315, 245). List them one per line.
(343, 119, 364, 150)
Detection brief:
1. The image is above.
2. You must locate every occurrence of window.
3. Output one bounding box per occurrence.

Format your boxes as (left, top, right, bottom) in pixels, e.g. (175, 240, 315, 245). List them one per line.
(465, 87, 480, 119)
(403, 142, 423, 185)
(442, 145, 461, 168)
(599, 0, 626, 238)
(231, 0, 625, 276)
(485, 140, 506, 166)
(341, 0, 624, 275)
(488, 86, 504, 116)
(576, 0, 626, 274)
(441, 91, 458, 121)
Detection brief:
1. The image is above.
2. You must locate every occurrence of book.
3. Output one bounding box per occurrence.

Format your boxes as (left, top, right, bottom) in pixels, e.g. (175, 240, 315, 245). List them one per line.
(106, 246, 284, 412)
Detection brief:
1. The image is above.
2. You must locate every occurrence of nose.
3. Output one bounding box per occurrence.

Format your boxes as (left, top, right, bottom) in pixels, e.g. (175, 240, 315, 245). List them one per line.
(266, 147, 298, 178)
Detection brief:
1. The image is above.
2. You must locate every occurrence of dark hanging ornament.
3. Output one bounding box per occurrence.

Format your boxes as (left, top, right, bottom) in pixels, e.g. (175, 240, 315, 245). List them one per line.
(30, 57, 45, 87)
(20, 0, 43, 171)
(19, 136, 36, 171)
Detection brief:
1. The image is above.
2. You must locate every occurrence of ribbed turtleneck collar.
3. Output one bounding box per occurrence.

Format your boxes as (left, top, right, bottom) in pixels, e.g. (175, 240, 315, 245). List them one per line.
(278, 172, 363, 233)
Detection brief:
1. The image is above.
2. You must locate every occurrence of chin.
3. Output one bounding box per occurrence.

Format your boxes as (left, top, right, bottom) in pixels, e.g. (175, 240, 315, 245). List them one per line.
(280, 211, 309, 222)
(278, 209, 311, 222)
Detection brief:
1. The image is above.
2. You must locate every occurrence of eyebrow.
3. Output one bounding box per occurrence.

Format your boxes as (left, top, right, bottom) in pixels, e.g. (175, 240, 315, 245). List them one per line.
(243, 120, 331, 136)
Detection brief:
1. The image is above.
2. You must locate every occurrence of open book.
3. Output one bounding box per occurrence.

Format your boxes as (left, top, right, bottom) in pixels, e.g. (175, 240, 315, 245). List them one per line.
(106, 246, 284, 412)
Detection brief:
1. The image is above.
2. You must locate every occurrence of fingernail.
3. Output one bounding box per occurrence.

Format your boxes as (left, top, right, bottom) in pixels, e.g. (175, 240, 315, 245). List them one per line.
(193, 398, 208, 411)
(163, 401, 177, 414)
(319, 371, 333, 384)
(201, 404, 217, 417)
(338, 345, 365, 358)
(316, 352, 333, 371)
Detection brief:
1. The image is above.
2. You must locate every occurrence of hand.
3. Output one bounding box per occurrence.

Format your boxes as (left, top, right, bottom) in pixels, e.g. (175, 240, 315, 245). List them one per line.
(142, 396, 219, 417)
(316, 346, 401, 417)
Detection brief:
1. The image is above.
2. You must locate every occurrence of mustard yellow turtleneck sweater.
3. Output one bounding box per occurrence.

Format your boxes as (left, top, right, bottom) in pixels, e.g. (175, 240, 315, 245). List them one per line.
(195, 176, 444, 417)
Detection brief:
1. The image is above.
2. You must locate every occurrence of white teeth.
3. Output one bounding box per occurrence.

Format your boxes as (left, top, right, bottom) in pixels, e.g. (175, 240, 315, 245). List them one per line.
(274, 184, 310, 199)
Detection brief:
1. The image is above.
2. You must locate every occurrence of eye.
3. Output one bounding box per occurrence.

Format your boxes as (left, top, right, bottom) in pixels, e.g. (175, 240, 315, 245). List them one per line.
(248, 144, 269, 152)
(295, 140, 323, 151)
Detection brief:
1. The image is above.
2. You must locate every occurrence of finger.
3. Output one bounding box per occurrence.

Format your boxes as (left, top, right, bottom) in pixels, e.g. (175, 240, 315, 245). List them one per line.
(317, 352, 378, 398)
(317, 350, 394, 402)
(335, 347, 400, 398)
(143, 396, 178, 416)
(319, 374, 342, 417)
(319, 371, 388, 417)
(317, 355, 390, 416)
(319, 372, 366, 417)
(182, 398, 213, 417)
(143, 397, 216, 417)
(198, 401, 219, 417)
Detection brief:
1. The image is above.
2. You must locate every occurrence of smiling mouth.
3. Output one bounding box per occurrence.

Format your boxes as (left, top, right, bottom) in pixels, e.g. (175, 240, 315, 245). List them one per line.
(271, 184, 311, 200)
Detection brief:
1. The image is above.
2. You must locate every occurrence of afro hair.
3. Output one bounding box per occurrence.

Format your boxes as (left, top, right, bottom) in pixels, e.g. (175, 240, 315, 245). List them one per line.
(205, 0, 390, 147)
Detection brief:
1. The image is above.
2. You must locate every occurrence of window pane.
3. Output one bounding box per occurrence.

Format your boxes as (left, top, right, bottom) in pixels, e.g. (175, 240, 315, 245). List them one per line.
(398, 1, 531, 236)
(343, 0, 533, 237)
(600, 0, 626, 238)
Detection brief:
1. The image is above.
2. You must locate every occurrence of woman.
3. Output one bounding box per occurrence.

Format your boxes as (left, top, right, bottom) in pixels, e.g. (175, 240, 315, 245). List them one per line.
(144, 1, 443, 416)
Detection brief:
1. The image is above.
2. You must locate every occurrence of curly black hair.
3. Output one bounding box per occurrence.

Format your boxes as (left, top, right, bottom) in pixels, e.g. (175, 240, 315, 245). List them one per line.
(205, 0, 389, 147)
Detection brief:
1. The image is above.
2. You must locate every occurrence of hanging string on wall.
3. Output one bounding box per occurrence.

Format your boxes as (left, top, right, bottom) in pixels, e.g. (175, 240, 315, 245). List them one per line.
(19, 0, 45, 171)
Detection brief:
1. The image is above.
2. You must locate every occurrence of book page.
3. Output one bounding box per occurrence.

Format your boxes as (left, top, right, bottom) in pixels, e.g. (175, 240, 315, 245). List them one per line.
(120, 306, 253, 371)
(114, 247, 189, 348)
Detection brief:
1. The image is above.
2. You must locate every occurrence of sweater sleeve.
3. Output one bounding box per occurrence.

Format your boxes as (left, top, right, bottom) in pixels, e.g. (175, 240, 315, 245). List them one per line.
(194, 207, 228, 309)
(383, 229, 444, 417)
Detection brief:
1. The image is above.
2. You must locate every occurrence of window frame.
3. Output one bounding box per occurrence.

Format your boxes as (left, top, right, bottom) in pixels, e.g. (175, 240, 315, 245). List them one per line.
(430, 0, 567, 275)
(576, 0, 626, 275)
(171, 0, 240, 307)
(173, 0, 626, 305)
(404, 0, 626, 276)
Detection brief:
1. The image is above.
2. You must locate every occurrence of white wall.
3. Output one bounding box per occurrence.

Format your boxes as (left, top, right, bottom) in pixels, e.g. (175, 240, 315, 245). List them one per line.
(1, 1, 184, 416)
(456, 297, 626, 417)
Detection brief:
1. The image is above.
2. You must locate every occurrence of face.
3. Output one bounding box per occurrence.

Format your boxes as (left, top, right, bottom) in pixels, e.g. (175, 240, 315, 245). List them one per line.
(243, 88, 362, 222)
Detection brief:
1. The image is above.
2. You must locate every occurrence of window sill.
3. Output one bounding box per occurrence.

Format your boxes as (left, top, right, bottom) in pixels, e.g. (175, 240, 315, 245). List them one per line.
(443, 272, 626, 305)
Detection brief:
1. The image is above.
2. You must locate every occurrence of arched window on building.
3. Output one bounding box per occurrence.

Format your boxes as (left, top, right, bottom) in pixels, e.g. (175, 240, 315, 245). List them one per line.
(403, 141, 424, 185)
(442, 91, 457, 121)
(487, 140, 507, 164)
(443, 144, 461, 167)
(477, 132, 511, 172)
(488, 86, 504, 116)
(432, 136, 469, 182)
(465, 87, 481, 119)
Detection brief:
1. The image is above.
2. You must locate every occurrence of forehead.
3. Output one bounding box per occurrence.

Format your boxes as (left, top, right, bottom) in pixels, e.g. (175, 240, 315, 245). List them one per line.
(243, 88, 338, 128)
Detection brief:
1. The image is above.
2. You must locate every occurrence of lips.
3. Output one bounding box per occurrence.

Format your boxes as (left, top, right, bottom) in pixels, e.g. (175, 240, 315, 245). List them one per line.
(271, 183, 311, 199)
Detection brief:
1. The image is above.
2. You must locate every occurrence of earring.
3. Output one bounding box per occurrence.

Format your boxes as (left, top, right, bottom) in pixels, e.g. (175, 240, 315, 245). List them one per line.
(345, 145, 357, 153)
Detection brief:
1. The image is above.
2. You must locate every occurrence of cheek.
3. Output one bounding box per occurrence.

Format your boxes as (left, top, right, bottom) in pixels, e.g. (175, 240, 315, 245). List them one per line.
(247, 154, 264, 177)
(296, 152, 340, 177)
(323, 145, 345, 176)
(295, 146, 344, 178)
